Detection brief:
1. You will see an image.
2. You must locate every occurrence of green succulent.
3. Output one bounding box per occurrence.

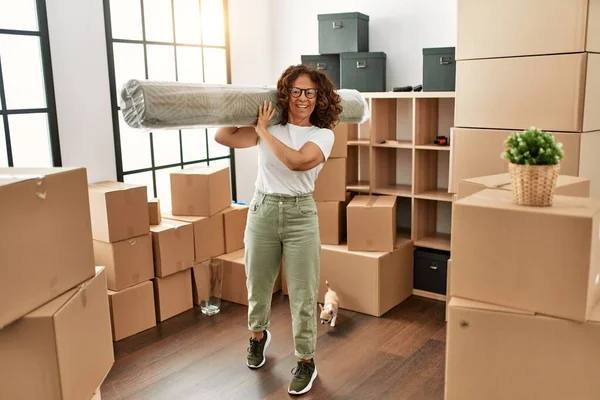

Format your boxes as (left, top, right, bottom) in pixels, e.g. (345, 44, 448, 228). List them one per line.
(501, 127, 564, 166)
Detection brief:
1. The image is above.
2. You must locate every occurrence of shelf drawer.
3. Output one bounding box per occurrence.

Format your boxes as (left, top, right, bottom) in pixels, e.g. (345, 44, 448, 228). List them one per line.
(414, 248, 450, 295)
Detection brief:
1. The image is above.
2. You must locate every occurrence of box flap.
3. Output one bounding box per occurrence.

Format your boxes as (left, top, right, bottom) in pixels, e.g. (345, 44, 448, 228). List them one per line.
(457, 188, 600, 217)
(321, 243, 387, 259)
(0, 167, 82, 187)
(92, 181, 143, 191)
(348, 195, 396, 208)
(150, 219, 191, 233)
(463, 173, 512, 189)
(173, 165, 228, 176)
(450, 297, 534, 316)
(216, 248, 245, 263)
(162, 212, 205, 223)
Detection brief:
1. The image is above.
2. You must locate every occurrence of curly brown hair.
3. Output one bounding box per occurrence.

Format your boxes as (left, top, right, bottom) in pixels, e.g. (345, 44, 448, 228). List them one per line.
(276, 64, 343, 130)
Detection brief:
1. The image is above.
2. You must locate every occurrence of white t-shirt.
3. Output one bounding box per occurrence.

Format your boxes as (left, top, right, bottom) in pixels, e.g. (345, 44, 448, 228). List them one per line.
(254, 123, 335, 195)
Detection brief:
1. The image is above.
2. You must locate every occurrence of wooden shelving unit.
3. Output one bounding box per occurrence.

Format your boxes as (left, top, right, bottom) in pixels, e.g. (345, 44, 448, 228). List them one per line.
(343, 91, 455, 252)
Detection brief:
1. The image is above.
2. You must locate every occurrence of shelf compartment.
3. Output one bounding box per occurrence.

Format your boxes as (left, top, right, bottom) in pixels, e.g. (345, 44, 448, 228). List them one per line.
(371, 147, 412, 198)
(413, 149, 450, 198)
(346, 146, 370, 193)
(414, 97, 455, 146)
(396, 197, 412, 239)
(370, 98, 413, 146)
(414, 189, 453, 202)
(346, 181, 370, 193)
(372, 140, 413, 149)
(412, 199, 452, 252)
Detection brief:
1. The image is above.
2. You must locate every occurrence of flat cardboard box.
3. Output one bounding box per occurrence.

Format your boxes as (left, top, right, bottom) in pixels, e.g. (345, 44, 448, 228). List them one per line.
(153, 269, 193, 322)
(148, 198, 161, 225)
(319, 239, 414, 317)
(170, 166, 231, 217)
(93, 233, 154, 291)
(108, 280, 156, 341)
(88, 181, 149, 243)
(448, 127, 585, 194)
(216, 249, 282, 306)
(330, 123, 352, 158)
(451, 189, 600, 322)
(0, 267, 114, 400)
(445, 297, 600, 400)
(221, 204, 249, 253)
(347, 195, 397, 252)
(457, 0, 600, 60)
(162, 211, 225, 263)
(317, 201, 346, 245)
(455, 53, 600, 133)
(313, 158, 347, 201)
(150, 220, 195, 278)
(0, 167, 95, 329)
(457, 173, 591, 201)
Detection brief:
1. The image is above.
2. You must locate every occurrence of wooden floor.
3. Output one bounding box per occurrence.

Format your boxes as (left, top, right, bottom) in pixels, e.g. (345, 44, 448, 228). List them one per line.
(101, 294, 447, 400)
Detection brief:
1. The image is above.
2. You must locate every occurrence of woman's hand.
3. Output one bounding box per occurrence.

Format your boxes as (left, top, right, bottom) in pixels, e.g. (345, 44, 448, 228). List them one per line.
(255, 100, 276, 136)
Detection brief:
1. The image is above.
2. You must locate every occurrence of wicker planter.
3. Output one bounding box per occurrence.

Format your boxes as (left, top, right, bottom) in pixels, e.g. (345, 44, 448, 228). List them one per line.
(508, 163, 560, 206)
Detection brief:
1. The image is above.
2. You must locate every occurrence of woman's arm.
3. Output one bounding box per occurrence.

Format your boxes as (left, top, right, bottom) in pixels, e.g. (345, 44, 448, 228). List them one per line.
(214, 126, 258, 148)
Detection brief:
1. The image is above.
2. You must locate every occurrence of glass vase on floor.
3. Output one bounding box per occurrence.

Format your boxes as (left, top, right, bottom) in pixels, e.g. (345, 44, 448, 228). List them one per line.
(192, 258, 224, 316)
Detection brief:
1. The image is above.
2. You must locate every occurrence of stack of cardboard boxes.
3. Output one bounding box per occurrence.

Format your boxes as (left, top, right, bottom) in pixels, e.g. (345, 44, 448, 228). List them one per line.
(0, 168, 114, 400)
(450, 0, 600, 197)
(446, 176, 600, 398)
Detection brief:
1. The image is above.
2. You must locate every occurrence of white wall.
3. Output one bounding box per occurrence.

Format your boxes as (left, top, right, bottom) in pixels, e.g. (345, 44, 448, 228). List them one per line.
(46, 0, 116, 184)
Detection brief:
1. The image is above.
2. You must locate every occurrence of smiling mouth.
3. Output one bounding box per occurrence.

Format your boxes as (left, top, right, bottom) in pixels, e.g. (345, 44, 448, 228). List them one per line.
(296, 104, 309, 109)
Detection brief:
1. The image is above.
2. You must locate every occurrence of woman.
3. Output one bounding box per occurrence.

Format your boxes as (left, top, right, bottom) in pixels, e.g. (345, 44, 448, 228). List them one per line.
(215, 64, 342, 395)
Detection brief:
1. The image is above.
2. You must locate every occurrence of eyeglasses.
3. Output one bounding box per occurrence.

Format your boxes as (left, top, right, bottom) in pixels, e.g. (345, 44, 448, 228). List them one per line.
(290, 87, 318, 99)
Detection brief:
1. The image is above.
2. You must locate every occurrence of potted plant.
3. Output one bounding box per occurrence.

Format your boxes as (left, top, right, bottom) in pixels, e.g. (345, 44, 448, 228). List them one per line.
(501, 127, 564, 206)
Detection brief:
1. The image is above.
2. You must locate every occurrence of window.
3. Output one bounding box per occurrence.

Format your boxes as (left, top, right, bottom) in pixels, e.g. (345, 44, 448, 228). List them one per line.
(0, 0, 61, 168)
(103, 0, 236, 211)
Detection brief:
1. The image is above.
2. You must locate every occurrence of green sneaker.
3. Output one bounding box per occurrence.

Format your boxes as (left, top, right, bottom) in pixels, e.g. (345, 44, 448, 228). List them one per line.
(288, 359, 318, 395)
(246, 330, 270, 369)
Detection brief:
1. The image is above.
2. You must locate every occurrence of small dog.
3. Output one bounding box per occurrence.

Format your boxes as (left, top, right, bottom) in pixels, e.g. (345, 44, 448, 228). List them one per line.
(319, 280, 339, 327)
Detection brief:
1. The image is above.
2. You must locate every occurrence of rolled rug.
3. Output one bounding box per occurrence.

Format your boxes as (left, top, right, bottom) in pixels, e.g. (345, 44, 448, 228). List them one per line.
(120, 79, 370, 130)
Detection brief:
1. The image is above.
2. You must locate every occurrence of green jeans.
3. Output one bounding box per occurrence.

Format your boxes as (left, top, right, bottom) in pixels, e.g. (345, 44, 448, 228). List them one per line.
(244, 190, 321, 359)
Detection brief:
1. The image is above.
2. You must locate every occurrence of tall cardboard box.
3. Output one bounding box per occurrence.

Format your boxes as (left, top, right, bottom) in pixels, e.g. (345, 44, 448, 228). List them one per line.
(317, 201, 345, 245)
(451, 189, 600, 322)
(0, 167, 95, 329)
(93, 233, 154, 291)
(150, 220, 195, 277)
(347, 195, 397, 252)
(313, 158, 347, 201)
(457, 0, 600, 60)
(330, 123, 352, 158)
(217, 249, 282, 306)
(319, 240, 414, 317)
(446, 297, 600, 400)
(153, 269, 193, 322)
(88, 181, 149, 243)
(448, 127, 584, 193)
(170, 166, 231, 216)
(108, 281, 156, 341)
(457, 173, 591, 200)
(162, 212, 225, 263)
(148, 198, 161, 225)
(221, 204, 249, 253)
(455, 53, 600, 132)
(0, 267, 114, 400)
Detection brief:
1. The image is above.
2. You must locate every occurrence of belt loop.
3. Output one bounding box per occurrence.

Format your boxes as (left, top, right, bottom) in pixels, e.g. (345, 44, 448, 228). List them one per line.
(260, 192, 266, 205)
(295, 196, 299, 207)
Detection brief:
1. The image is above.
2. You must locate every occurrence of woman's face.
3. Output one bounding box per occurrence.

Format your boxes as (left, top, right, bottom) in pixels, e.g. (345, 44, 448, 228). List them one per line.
(287, 74, 318, 124)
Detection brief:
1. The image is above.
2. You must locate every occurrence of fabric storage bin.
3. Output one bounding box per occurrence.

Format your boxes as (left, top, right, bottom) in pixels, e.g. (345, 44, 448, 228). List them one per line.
(413, 247, 450, 295)
(423, 47, 456, 91)
(340, 52, 386, 92)
(301, 54, 341, 88)
(318, 12, 369, 54)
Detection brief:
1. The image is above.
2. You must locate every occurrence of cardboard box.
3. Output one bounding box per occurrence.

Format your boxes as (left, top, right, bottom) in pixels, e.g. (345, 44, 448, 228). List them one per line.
(148, 198, 161, 225)
(330, 123, 352, 158)
(108, 280, 156, 341)
(319, 239, 414, 317)
(347, 195, 397, 252)
(445, 258, 451, 322)
(170, 166, 231, 217)
(455, 53, 600, 132)
(317, 201, 346, 245)
(221, 204, 249, 253)
(313, 158, 347, 201)
(0, 167, 95, 329)
(216, 249, 282, 306)
(457, 173, 591, 201)
(457, 0, 600, 60)
(153, 269, 193, 322)
(93, 233, 154, 291)
(88, 181, 149, 243)
(445, 297, 600, 400)
(162, 211, 225, 263)
(150, 220, 195, 278)
(448, 127, 584, 193)
(451, 189, 600, 322)
(0, 267, 114, 400)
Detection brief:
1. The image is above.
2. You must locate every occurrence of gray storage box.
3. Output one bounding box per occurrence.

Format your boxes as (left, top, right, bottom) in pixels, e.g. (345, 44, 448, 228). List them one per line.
(340, 52, 386, 92)
(301, 54, 340, 88)
(422, 47, 456, 91)
(318, 12, 369, 54)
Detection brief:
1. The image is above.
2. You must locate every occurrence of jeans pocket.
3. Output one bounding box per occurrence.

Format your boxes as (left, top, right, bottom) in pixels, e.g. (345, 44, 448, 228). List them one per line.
(296, 203, 317, 216)
(249, 201, 261, 214)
